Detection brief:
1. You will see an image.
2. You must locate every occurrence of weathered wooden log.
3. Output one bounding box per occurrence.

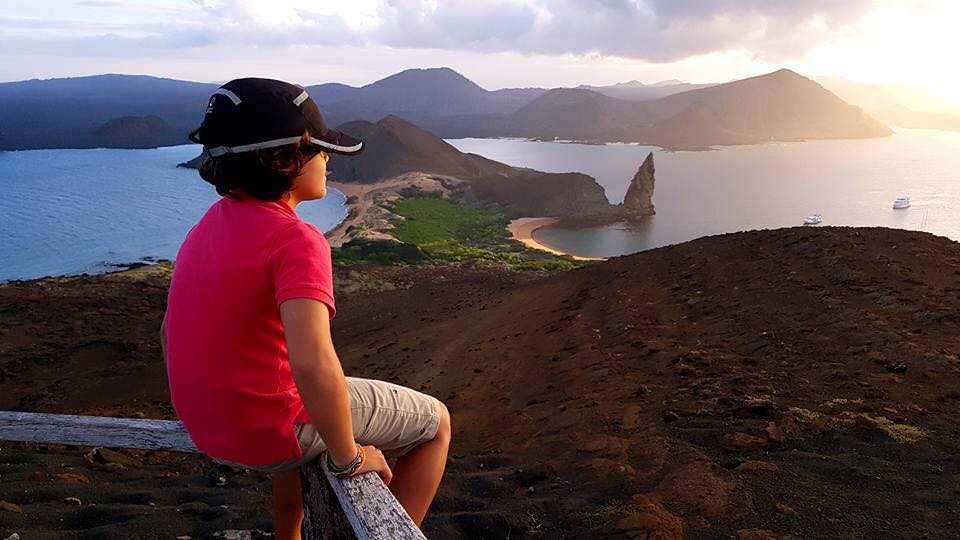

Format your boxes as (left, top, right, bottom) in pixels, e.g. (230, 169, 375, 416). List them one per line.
(0, 411, 426, 539)
(0, 411, 197, 452)
(300, 459, 426, 540)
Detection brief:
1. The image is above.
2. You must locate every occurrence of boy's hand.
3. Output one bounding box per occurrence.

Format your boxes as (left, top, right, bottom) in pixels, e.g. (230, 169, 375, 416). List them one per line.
(359, 445, 393, 485)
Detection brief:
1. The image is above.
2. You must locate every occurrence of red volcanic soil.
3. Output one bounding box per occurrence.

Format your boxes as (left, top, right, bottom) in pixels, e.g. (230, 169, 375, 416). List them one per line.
(2, 226, 960, 539)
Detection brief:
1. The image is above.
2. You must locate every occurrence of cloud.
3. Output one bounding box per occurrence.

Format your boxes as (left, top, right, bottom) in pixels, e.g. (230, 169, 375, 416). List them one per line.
(75, 0, 129, 7)
(366, 0, 878, 62)
(5, 0, 880, 63)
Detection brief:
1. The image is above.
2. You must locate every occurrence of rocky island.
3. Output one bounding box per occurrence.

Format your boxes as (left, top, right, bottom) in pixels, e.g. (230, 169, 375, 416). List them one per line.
(181, 115, 656, 256)
(621, 152, 657, 219)
(323, 116, 656, 243)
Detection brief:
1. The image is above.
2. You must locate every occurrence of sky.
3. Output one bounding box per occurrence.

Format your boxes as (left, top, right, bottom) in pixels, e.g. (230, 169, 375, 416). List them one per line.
(2, 0, 958, 109)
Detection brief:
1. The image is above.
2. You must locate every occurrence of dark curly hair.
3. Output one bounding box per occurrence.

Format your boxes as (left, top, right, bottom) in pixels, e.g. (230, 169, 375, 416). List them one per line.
(198, 131, 321, 201)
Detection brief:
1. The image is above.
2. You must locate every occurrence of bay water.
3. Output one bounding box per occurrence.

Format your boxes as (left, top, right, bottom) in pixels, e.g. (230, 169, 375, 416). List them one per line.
(0, 145, 347, 283)
(3, 129, 958, 282)
(449, 129, 960, 259)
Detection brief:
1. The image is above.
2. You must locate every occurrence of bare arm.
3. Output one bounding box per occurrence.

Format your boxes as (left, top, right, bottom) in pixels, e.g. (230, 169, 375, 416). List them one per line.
(279, 298, 356, 465)
(279, 298, 391, 481)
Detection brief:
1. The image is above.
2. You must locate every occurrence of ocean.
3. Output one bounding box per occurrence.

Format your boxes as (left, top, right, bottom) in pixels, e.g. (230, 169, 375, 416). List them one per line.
(3, 129, 959, 282)
(0, 145, 347, 283)
(448, 129, 960, 259)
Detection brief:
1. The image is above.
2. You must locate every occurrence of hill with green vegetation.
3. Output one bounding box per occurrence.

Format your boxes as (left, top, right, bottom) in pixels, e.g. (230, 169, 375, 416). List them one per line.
(333, 192, 581, 272)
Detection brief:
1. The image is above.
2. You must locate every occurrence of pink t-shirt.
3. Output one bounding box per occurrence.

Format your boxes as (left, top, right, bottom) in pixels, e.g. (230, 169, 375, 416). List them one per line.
(164, 192, 335, 466)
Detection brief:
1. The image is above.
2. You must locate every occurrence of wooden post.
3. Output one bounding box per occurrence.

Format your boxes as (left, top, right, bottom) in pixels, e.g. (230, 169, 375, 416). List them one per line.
(0, 411, 425, 539)
(300, 459, 426, 540)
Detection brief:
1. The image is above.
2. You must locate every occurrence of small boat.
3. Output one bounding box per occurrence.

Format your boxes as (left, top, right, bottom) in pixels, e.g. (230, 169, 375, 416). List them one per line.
(803, 214, 823, 225)
(893, 196, 911, 209)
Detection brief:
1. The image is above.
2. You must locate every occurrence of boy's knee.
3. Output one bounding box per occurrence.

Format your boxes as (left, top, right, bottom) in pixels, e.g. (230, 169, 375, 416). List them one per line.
(435, 401, 452, 443)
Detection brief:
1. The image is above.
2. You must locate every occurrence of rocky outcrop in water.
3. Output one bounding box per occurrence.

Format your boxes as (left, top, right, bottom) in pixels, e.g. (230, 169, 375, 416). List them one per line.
(620, 152, 656, 220)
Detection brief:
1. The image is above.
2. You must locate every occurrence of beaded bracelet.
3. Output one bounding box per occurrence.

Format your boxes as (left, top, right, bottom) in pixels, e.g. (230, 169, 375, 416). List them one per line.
(349, 446, 367, 478)
(327, 444, 365, 477)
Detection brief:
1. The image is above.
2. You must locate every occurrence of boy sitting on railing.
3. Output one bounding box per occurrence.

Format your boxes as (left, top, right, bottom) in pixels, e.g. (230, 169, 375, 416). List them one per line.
(161, 78, 451, 539)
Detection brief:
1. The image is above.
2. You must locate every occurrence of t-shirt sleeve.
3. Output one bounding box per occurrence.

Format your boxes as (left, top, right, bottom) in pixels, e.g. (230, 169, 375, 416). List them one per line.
(270, 221, 336, 318)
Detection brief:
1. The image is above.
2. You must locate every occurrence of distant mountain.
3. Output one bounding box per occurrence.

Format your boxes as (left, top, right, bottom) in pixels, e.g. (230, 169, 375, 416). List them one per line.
(644, 69, 892, 142)
(309, 68, 545, 125)
(0, 74, 215, 150)
(816, 75, 960, 116)
(871, 104, 960, 132)
(651, 79, 685, 87)
(579, 80, 716, 101)
(0, 67, 892, 152)
(308, 82, 358, 104)
(93, 115, 167, 144)
(499, 69, 892, 149)
(507, 88, 645, 140)
(605, 101, 755, 150)
(0, 68, 546, 150)
(816, 75, 960, 132)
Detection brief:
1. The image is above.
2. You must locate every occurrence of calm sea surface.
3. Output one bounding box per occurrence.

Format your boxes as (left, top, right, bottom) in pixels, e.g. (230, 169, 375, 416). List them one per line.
(3, 130, 958, 281)
(449, 129, 960, 258)
(0, 145, 347, 283)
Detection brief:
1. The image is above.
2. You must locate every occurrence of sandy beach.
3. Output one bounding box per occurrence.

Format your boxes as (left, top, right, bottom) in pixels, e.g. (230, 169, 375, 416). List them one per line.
(507, 217, 606, 261)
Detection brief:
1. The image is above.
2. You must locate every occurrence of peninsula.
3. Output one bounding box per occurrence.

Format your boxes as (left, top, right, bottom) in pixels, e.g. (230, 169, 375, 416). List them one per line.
(183, 115, 657, 259)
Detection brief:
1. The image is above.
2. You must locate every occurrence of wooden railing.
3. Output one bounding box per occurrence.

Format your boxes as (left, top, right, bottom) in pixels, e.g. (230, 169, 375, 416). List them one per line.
(0, 411, 425, 540)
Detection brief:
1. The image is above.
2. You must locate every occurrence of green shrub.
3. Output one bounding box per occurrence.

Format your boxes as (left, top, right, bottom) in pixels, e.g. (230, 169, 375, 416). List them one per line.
(333, 239, 427, 266)
(389, 197, 511, 248)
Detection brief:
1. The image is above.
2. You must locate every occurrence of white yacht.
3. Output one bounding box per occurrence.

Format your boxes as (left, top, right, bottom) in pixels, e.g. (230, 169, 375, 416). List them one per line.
(893, 196, 911, 209)
(803, 214, 823, 225)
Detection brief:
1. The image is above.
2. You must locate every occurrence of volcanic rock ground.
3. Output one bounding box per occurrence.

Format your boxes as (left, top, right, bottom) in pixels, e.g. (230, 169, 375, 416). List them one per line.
(2, 227, 960, 539)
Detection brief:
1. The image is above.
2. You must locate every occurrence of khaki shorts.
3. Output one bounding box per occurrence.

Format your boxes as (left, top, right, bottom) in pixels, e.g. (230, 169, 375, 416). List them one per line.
(217, 377, 442, 474)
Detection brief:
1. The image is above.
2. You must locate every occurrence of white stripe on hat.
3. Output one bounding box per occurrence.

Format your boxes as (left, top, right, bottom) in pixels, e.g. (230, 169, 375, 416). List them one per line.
(213, 88, 242, 105)
(206, 135, 363, 157)
(206, 136, 303, 157)
(310, 137, 363, 154)
(293, 90, 309, 106)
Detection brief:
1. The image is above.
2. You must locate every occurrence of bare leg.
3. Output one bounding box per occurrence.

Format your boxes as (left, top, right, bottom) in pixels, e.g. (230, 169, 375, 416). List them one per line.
(271, 468, 304, 540)
(388, 403, 452, 526)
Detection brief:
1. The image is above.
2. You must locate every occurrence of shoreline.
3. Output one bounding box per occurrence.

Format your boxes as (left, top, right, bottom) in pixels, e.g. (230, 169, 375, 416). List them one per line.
(507, 217, 607, 261)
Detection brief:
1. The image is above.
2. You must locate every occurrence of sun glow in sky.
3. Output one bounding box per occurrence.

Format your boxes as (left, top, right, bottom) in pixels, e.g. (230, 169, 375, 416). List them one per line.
(803, 1, 960, 109)
(1, 0, 958, 111)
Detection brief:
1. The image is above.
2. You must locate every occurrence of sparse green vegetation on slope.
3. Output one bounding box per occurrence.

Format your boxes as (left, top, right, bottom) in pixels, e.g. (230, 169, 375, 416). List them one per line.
(389, 194, 511, 247)
(333, 194, 582, 271)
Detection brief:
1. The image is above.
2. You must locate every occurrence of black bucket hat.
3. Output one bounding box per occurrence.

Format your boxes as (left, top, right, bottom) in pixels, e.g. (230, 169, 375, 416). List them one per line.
(188, 77, 364, 157)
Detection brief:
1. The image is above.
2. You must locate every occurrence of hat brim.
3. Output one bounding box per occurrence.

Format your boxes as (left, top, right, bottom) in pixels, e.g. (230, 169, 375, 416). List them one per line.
(309, 129, 364, 156)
